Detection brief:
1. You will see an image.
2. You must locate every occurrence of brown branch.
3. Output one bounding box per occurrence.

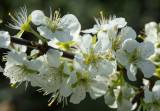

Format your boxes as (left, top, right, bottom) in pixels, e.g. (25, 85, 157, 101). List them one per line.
(11, 36, 160, 82)
(10, 37, 75, 59)
(10, 36, 160, 105)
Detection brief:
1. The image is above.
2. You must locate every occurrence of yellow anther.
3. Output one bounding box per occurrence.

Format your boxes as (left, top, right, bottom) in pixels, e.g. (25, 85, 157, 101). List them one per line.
(48, 91, 60, 107)
(11, 81, 18, 87)
(55, 10, 59, 22)
(2, 57, 6, 61)
(8, 12, 12, 16)
(100, 11, 103, 18)
(48, 100, 54, 107)
(138, 34, 144, 40)
(118, 36, 123, 42)
(100, 11, 104, 24)
(119, 36, 123, 39)
(55, 10, 59, 15)
(139, 49, 142, 53)
(138, 34, 141, 38)
(48, 96, 57, 106)
(8, 12, 16, 20)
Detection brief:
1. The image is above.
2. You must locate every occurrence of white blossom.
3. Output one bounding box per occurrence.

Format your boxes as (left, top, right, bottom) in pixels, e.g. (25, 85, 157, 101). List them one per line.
(31, 10, 81, 43)
(8, 7, 29, 37)
(70, 72, 108, 104)
(74, 34, 116, 78)
(4, 51, 42, 88)
(116, 39, 156, 81)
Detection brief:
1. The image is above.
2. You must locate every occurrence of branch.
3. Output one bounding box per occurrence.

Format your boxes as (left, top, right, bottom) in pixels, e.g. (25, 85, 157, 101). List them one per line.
(11, 37, 160, 82)
(10, 37, 75, 59)
(10, 36, 160, 105)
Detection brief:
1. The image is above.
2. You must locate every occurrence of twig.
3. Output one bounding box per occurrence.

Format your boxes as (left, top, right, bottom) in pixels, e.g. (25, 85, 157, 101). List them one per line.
(10, 37, 75, 59)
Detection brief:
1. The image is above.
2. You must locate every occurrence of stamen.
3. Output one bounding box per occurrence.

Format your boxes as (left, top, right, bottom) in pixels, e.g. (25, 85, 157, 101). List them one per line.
(48, 91, 60, 107)
(138, 34, 144, 40)
(118, 36, 123, 42)
(100, 11, 104, 24)
(8, 12, 16, 20)
(11, 80, 18, 87)
(139, 49, 142, 53)
(119, 36, 123, 39)
(55, 10, 59, 22)
(2, 57, 6, 61)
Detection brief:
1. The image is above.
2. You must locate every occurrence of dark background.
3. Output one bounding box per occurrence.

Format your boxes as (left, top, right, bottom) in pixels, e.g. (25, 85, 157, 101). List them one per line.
(0, 0, 159, 111)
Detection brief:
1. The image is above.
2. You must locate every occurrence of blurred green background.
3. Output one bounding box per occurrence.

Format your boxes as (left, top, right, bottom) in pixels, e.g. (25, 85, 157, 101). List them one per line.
(0, 0, 160, 111)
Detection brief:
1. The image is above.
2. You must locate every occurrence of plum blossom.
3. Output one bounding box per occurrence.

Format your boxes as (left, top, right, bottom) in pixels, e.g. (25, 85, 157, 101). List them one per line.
(30, 10, 81, 43)
(74, 34, 117, 78)
(4, 51, 42, 88)
(116, 39, 156, 81)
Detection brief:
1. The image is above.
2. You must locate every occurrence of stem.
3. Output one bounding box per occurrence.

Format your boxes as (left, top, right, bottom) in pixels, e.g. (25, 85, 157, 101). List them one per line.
(10, 37, 75, 59)
(30, 28, 45, 43)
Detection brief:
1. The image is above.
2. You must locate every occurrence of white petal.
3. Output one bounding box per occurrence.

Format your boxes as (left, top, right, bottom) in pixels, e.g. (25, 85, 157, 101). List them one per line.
(30, 74, 47, 88)
(97, 60, 117, 76)
(70, 85, 86, 104)
(81, 24, 99, 34)
(60, 77, 72, 97)
(31, 10, 48, 25)
(104, 92, 115, 105)
(121, 39, 139, 54)
(110, 18, 127, 28)
(48, 38, 60, 48)
(126, 64, 137, 81)
(37, 26, 54, 40)
(81, 28, 97, 34)
(88, 65, 99, 79)
(97, 30, 107, 39)
(80, 34, 92, 54)
(143, 87, 153, 103)
(25, 60, 42, 70)
(0, 66, 3, 72)
(139, 42, 155, 59)
(46, 49, 62, 68)
(137, 60, 156, 78)
(7, 51, 27, 64)
(121, 84, 131, 98)
(152, 80, 160, 99)
(93, 37, 112, 53)
(12, 43, 27, 52)
(88, 76, 108, 99)
(53, 30, 73, 43)
(115, 49, 130, 66)
(61, 14, 81, 37)
(120, 26, 136, 42)
(117, 99, 132, 111)
(0, 31, 10, 49)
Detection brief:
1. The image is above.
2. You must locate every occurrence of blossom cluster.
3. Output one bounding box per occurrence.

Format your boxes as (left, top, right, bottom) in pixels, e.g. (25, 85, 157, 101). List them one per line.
(0, 7, 160, 110)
